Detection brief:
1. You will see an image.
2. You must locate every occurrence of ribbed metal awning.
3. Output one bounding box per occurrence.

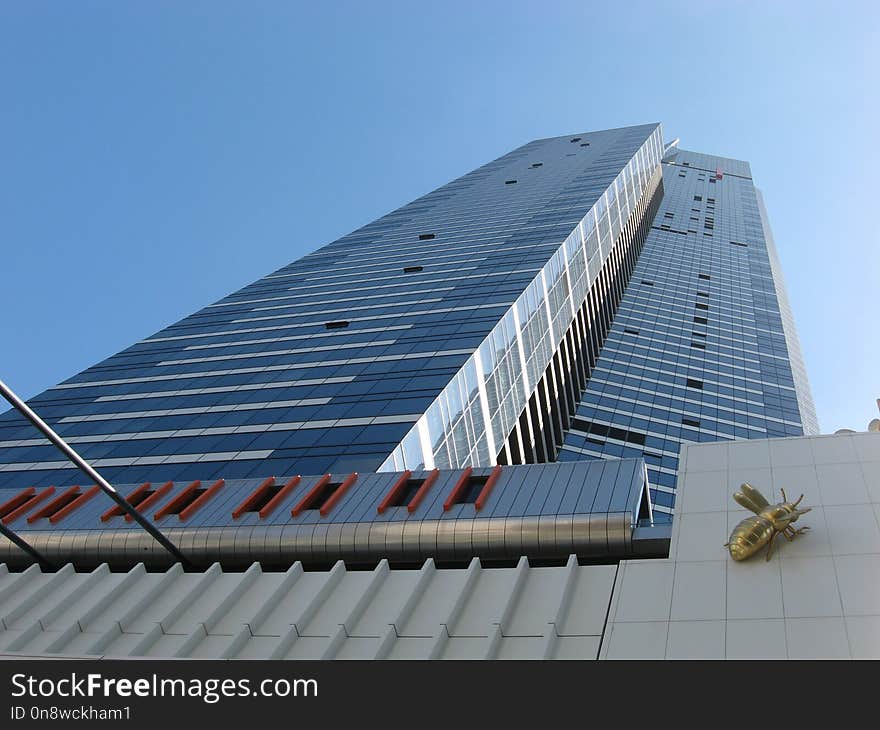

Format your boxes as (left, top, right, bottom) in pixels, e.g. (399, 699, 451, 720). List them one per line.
(0, 459, 662, 570)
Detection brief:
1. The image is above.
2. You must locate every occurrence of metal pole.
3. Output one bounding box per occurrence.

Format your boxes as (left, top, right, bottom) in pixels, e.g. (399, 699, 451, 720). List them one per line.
(0, 377, 189, 567)
(0, 521, 54, 571)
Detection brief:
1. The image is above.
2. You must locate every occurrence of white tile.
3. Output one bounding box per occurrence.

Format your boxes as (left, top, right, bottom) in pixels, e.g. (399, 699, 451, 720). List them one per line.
(725, 619, 787, 659)
(727, 440, 771, 469)
(675, 512, 729, 562)
(815, 463, 870, 506)
(666, 621, 725, 659)
(684, 441, 729, 472)
(726, 558, 784, 619)
(780, 557, 842, 618)
(768, 437, 815, 468)
(604, 621, 668, 659)
(769, 465, 820, 506)
(862, 461, 880, 504)
(809, 435, 858, 465)
(824, 504, 880, 555)
(834, 554, 880, 616)
(612, 562, 674, 622)
(785, 617, 850, 659)
(844, 615, 880, 659)
(670, 561, 726, 621)
(678, 470, 727, 514)
(852, 433, 880, 463)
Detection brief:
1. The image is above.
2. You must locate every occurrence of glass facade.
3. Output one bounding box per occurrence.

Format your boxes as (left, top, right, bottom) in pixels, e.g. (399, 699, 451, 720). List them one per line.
(0, 124, 662, 490)
(558, 146, 818, 517)
(0, 128, 816, 523)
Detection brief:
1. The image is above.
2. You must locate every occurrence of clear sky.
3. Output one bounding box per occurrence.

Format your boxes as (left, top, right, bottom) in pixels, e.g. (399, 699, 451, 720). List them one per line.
(1, 1, 878, 433)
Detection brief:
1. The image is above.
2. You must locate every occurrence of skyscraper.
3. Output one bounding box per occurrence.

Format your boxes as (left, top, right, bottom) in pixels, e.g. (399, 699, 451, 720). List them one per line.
(0, 123, 815, 519)
(558, 145, 818, 517)
(0, 124, 661, 485)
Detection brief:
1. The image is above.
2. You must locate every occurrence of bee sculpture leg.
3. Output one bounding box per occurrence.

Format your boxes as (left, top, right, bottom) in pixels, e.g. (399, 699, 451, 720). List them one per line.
(785, 526, 810, 539)
(765, 530, 780, 561)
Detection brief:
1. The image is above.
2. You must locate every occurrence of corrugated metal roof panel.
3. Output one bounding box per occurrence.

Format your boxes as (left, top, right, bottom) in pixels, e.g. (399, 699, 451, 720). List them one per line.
(0, 556, 616, 660)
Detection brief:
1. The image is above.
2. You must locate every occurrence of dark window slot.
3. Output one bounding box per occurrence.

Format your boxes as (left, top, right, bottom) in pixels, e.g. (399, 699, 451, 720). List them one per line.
(457, 476, 488, 505)
(695, 302, 709, 310)
(698, 273, 711, 280)
(301, 480, 342, 512)
(694, 195, 702, 201)
(580, 142, 590, 147)
(245, 484, 282, 513)
(0, 489, 36, 519)
(686, 378, 704, 390)
(103, 486, 156, 520)
(697, 291, 709, 297)
(418, 233, 435, 240)
(131, 490, 154, 507)
(403, 265, 423, 273)
(444, 469, 492, 509)
(389, 479, 426, 508)
(530, 162, 543, 167)
(692, 331, 706, 338)
(641, 280, 653, 286)
(693, 316, 708, 324)
(27, 488, 82, 523)
(166, 488, 206, 515)
(123, 481, 173, 522)
(570, 137, 582, 142)
(50, 493, 80, 513)
(691, 342, 706, 349)
(101, 489, 158, 522)
(731, 241, 748, 247)
(505, 179, 517, 184)
(46, 493, 79, 515)
(682, 418, 701, 427)
(325, 320, 350, 330)
(624, 328, 640, 335)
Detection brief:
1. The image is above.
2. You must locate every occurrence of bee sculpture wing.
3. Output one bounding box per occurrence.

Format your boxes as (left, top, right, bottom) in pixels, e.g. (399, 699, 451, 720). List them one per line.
(733, 483, 770, 515)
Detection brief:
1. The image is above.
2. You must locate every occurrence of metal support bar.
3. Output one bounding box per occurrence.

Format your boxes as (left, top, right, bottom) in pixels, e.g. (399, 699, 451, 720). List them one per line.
(0, 520, 54, 570)
(0, 377, 189, 567)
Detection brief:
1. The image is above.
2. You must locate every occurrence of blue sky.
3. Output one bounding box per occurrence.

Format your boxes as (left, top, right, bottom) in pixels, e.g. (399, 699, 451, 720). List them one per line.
(1, 1, 878, 433)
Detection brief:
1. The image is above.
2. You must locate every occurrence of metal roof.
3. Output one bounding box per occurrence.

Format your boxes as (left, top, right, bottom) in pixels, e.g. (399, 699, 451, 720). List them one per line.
(0, 556, 616, 660)
(0, 460, 657, 569)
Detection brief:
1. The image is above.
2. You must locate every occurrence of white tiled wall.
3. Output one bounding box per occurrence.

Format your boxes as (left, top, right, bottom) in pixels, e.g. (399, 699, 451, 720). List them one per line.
(601, 432, 880, 659)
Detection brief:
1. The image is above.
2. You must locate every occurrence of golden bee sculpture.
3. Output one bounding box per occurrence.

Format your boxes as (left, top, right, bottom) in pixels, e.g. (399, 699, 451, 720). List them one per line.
(725, 483, 811, 561)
